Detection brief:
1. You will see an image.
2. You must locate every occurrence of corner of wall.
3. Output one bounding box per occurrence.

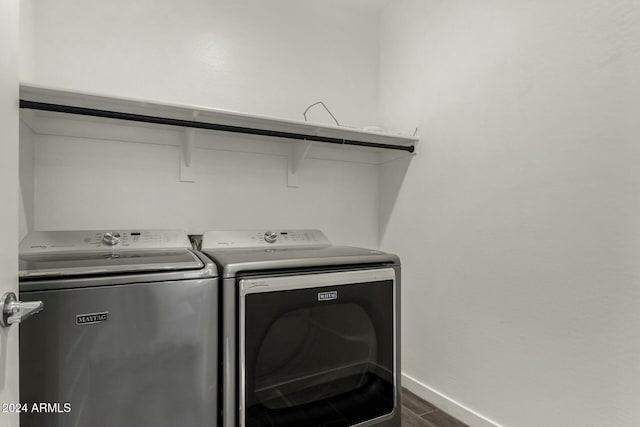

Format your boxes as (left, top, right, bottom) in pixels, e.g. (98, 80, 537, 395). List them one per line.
(19, 0, 36, 82)
(402, 372, 503, 427)
(19, 120, 35, 241)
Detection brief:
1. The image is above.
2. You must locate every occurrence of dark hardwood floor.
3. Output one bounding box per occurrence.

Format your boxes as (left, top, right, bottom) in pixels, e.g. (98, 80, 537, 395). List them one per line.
(401, 388, 468, 427)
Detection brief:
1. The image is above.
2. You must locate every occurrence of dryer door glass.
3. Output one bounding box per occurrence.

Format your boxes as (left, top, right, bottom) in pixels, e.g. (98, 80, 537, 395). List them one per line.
(242, 272, 395, 427)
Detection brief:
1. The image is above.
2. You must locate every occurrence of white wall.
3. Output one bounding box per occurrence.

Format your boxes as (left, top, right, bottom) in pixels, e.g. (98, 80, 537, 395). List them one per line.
(31, 0, 381, 128)
(30, 127, 380, 248)
(379, 1, 640, 427)
(22, 0, 385, 247)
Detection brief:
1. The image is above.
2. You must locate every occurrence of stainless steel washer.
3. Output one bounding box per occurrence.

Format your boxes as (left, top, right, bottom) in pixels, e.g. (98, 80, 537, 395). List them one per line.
(201, 229, 401, 427)
(18, 230, 219, 427)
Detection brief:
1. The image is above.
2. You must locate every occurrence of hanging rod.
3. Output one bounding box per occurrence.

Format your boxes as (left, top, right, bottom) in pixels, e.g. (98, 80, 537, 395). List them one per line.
(19, 100, 416, 153)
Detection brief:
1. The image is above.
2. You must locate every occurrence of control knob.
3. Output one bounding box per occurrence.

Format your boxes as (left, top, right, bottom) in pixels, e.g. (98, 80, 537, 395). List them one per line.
(102, 232, 121, 246)
(264, 231, 278, 244)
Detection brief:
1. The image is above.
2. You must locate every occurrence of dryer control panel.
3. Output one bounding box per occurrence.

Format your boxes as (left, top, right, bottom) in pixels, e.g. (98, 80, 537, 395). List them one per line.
(19, 230, 192, 254)
(202, 229, 331, 249)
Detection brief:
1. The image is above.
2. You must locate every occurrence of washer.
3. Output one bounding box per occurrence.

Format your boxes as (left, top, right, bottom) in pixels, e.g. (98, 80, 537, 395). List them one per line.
(201, 229, 401, 427)
(18, 230, 219, 427)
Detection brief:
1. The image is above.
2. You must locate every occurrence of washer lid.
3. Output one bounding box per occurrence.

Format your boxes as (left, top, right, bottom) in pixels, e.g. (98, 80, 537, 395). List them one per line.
(19, 249, 204, 280)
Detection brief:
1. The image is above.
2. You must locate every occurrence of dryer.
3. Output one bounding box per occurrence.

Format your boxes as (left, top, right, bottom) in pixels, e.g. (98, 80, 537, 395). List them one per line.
(201, 229, 401, 427)
(18, 230, 219, 427)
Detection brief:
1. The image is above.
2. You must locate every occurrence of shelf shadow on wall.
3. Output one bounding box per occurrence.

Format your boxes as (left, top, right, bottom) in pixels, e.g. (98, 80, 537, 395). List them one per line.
(379, 154, 413, 245)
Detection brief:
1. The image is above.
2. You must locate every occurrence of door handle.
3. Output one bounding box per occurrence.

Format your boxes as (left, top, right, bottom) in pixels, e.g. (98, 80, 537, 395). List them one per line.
(1, 292, 44, 327)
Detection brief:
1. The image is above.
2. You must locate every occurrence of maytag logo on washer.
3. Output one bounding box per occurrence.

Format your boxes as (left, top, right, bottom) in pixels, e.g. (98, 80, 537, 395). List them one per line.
(76, 312, 109, 325)
(318, 291, 337, 302)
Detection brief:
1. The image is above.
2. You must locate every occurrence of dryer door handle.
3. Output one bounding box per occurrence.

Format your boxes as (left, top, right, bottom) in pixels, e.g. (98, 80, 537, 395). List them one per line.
(0, 292, 44, 327)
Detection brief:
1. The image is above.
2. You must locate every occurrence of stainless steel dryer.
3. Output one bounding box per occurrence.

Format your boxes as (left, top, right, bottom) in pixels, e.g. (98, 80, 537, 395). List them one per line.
(201, 229, 400, 427)
(18, 230, 219, 427)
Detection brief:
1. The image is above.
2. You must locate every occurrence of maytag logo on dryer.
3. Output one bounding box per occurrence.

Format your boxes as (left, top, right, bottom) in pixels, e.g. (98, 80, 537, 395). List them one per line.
(318, 291, 338, 302)
(76, 312, 109, 325)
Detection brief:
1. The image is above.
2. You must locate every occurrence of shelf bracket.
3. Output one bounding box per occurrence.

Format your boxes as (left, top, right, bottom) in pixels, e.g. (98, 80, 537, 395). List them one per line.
(287, 139, 313, 188)
(180, 113, 197, 182)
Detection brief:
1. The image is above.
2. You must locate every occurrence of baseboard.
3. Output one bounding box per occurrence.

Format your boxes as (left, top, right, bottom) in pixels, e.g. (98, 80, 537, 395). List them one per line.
(401, 373, 504, 427)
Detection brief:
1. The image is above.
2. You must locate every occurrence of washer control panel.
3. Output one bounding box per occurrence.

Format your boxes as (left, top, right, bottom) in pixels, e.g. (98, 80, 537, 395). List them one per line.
(202, 229, 331, 249)
(19, 230, 192, 254)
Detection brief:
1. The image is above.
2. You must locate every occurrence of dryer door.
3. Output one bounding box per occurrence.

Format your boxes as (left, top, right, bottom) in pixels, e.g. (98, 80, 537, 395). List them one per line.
(239, 268, 396, 427)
